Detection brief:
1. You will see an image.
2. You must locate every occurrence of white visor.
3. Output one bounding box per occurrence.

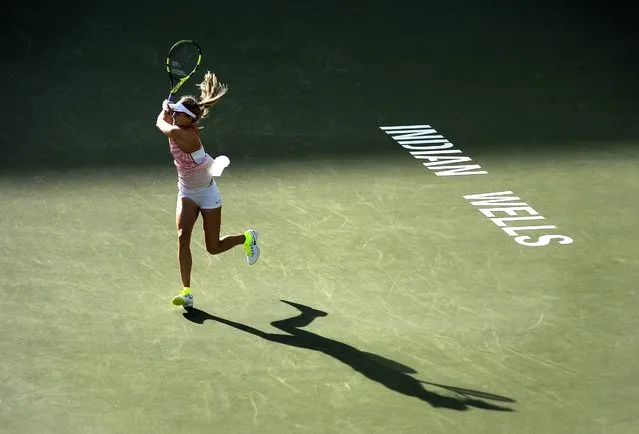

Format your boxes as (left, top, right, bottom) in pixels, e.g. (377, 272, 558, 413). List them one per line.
(168, 102, 196, 119)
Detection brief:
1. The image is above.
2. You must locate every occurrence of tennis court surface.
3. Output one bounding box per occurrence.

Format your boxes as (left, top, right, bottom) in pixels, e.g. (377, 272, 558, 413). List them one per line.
(2, 1, 638, 433)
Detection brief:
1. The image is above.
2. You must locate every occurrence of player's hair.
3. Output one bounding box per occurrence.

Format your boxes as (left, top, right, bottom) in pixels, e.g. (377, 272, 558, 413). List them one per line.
(179, 70, 228, 122)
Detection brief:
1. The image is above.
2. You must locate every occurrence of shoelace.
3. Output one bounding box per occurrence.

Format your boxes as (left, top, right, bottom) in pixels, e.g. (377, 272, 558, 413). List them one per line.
(244, 237, 256, 254)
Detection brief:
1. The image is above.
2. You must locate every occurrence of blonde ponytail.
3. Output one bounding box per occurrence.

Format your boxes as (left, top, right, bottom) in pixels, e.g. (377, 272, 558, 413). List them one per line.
(175, 71, 228, 123)
(196, 71, 228, 119)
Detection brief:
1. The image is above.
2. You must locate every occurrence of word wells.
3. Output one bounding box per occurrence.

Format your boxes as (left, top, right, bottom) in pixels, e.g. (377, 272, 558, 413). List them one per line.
(463, 191, 573, 247)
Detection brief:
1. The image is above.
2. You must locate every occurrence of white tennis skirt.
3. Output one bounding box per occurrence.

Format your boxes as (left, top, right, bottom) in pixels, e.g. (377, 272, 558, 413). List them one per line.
(177, 179, 222, 210)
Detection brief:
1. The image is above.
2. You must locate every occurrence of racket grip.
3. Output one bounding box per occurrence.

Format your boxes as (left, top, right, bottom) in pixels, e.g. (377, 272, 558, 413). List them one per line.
(168, 93, 174, 102)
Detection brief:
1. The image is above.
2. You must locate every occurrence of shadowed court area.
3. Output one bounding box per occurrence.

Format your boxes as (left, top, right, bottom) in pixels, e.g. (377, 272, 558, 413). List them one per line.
(184, 300, 516, 412)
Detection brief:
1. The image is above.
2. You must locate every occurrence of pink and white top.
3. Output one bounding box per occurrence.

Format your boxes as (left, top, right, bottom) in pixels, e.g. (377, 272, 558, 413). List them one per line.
(168, 128, 214, 192)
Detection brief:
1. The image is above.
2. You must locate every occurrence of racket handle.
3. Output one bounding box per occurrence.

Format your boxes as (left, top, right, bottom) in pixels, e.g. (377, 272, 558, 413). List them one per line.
(168, 93, 174, 102)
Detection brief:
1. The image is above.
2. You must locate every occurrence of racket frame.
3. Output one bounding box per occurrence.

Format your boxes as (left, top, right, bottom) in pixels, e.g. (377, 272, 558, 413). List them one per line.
(166, 39, 202, 101)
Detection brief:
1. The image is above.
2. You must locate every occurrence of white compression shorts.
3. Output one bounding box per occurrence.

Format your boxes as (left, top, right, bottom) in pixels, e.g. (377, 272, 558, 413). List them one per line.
(177, 180, 222, 210)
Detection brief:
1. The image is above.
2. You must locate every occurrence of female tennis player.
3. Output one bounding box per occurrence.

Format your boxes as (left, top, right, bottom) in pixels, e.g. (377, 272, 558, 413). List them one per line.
(155, 70, 260, 308)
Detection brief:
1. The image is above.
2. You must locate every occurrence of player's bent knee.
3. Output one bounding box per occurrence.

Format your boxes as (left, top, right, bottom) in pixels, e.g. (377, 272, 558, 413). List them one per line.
(206, 241, 222, 255)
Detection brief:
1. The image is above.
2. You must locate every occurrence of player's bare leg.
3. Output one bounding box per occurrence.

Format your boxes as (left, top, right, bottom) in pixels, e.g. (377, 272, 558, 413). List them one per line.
(201, 207, 260, 265)
(173, 197, 199, 307)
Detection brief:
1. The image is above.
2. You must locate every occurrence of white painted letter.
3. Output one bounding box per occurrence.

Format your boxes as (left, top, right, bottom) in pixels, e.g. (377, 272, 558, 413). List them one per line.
(479, 207, 540, 218)
(502, 225, 557, 236)
(514, 235, 574, 247)
(490, 216, 545, 227)
(434, 165, 488, 176)
(380, 125, 431, 130)
(403, 142, 455, 150)
(423, 156, 473, 166)
(463, 192, 524, 206)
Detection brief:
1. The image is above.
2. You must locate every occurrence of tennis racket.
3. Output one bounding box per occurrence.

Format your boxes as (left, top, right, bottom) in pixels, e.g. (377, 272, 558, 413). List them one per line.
(166, 39, 202, 101)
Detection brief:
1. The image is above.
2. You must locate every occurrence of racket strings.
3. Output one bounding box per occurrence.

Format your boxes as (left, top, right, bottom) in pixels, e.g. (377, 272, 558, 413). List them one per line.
(168, 44, 199, 78)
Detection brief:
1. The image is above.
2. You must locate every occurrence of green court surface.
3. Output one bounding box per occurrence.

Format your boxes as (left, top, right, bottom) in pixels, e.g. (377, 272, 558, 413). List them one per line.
(1, 1, 638, 433)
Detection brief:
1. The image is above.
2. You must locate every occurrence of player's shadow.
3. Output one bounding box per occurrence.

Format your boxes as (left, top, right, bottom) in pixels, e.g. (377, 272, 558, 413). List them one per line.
(183, 300, 516, 412)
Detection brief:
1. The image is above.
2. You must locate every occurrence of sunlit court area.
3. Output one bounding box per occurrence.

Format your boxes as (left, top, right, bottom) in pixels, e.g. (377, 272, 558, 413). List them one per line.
(2, 1, 638, 433)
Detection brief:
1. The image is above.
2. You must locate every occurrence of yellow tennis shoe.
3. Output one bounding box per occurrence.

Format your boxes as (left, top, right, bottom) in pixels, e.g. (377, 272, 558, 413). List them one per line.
(243, 229, 260, 265)
(172, 287, 193, 308)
